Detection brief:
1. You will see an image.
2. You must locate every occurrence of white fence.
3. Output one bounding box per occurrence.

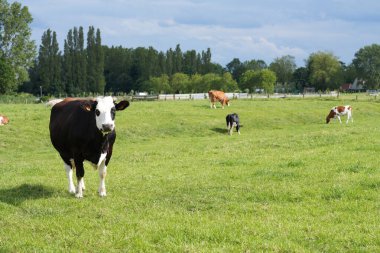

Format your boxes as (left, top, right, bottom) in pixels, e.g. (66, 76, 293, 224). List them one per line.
(153, 92, 339, 101)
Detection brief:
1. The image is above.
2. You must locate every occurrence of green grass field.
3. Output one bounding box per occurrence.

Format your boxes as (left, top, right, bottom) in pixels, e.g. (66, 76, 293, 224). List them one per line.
(0, 96, 380, 252)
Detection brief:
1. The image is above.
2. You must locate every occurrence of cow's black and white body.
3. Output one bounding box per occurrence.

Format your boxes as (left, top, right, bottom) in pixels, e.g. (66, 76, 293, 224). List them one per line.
(226, 113, 241, 135)
(49, 96, 129, 198)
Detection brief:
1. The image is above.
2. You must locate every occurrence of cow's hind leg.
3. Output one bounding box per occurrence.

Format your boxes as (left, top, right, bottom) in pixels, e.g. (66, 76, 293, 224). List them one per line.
(64, 163, 76, 194)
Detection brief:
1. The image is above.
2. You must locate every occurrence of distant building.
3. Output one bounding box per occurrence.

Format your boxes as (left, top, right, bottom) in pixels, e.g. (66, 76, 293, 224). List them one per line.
(340, 78, 365, 92)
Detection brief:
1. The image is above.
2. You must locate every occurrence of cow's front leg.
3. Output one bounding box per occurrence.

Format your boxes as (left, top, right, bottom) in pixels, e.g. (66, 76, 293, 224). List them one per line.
(347, 113, 352, 124)
(98, 163, 107, 197)
(228, 123, 233, 135)
(74, 159, 85, 198)
(64, 163, 75, 194)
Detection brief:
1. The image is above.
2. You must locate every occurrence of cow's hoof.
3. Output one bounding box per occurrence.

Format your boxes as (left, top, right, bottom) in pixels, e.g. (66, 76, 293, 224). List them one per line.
(68, 185, 76, 194)
(99, 189, 107, 197)
(75, 193, 83, 198)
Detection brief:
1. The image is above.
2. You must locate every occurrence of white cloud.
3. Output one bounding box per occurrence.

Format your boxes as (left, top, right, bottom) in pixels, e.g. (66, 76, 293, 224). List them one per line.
(12, 0, 380, 66)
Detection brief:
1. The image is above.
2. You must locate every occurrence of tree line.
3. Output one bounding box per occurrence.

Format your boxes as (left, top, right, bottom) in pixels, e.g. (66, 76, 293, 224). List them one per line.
(1, 0, 380, 96)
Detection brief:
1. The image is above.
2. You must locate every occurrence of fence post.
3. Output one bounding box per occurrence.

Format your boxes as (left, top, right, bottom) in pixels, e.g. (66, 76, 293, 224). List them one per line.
(356, 95, 358, 101)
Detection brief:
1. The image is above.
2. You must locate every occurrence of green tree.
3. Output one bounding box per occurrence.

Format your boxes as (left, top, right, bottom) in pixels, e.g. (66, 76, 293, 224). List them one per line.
(244, 59, 267, 71)
(189, 73, 203, 92)
(50, 31, 62, 94)
(0, 56, 15, 94)
(342, 63, 357, 84)
(292, 67, 309, 92)
(200, 48, 212, 74)
(86, 26, 96, 92)
(94, 29, 105, 93)
(37, 29, 62, 95)
(240, 70, 256, 93)
(157, 51, 166, 75)
(226, 58, 244, 82)
(241, 69, 276, 94)
(104, 46, 129, 93)
(63, 30, 74, 95)
(220, 72, 239, 92)
(259, 69, 277, 94)
(166, 48, 174, 76)
(306, 51, 343, 91)
(353, 44, 380, 89)
(76, 26, 87, 93)
(87, 27, 105, 94)
(143, 74, 170, 94)
(0, 0, 36, 93)
(269, 55, 296, 92)
(170, 73, 189, 93)
(173, 44, 183, 73)
(202, 73, 221, 91)
(183, 50, 197, 76)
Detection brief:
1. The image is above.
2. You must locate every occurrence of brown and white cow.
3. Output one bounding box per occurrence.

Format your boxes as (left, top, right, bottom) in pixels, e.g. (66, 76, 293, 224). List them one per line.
(0, 114, 9, 125)
(208, 90, 230, 109)
(49, 96, 129, 198)
(326, 105, 353, 124)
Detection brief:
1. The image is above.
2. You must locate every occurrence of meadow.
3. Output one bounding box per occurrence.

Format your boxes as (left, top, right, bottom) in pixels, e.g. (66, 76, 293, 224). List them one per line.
(0, 95, 379, 252)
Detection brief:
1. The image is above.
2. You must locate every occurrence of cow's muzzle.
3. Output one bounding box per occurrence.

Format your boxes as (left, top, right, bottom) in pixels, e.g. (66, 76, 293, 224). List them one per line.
(101, 124, 114, 133)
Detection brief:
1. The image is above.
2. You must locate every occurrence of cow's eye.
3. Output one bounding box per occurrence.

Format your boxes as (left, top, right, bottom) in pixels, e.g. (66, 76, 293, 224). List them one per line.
(111, 108, 116, 120)
(95, 109, 100, 116)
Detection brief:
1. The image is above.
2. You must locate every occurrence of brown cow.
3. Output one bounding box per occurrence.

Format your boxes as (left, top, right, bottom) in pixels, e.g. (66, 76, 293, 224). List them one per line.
(0, 114, 9, 125)
(208, 90, 230, 109)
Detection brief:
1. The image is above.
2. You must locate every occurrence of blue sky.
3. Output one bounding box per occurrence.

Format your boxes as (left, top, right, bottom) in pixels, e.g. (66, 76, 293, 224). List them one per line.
(16, 0, 380, 67)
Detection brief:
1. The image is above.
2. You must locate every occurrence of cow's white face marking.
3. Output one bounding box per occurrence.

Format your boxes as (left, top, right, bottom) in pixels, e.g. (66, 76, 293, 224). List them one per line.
(95, 96, 116, 133)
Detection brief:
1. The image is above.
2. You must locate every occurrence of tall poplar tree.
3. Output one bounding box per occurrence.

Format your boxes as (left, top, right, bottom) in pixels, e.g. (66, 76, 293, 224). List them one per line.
(63, 29, 75, 94)
(86, 26, 96, 92)
(166, 48, 174, 76)
(173, 44, 183, 73)
(94, 28, 105, 93)
(77, 26, 87, 92)
(37, 29, 62, 95)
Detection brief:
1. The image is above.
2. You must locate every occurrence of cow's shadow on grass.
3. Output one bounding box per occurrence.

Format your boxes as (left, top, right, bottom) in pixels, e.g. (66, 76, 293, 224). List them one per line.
(0, 184, 55, 206)
(211, 127, 227, 134)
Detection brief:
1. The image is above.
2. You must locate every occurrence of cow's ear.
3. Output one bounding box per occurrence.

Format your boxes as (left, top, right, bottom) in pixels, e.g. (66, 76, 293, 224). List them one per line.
(115, 100, 130, 111)
(81, 100, 97, 112)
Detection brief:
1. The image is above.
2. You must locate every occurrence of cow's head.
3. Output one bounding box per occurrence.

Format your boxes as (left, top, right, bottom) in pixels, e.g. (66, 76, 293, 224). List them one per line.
(225, 97, 230, 106)
(326, 110, 335, 124)
(83, 96, 129, 133)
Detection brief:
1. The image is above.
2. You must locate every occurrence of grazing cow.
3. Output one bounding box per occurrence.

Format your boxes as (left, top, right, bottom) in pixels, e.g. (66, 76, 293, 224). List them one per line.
(208, 90, 230, 109)
(0, 114, 9, 125)
(226, 113, 241, 135)
(49, 96, 129, 198)
(326, 105, 353, 124)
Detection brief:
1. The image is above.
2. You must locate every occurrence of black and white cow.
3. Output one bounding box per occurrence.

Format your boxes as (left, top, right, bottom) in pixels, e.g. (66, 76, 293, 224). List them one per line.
(226, 113, 241, 135)
(49, 96, 129, 198)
